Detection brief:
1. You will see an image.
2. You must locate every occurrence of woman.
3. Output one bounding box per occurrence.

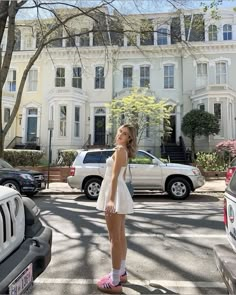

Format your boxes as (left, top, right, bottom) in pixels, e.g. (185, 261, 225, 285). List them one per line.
(96, 124, 137, 294)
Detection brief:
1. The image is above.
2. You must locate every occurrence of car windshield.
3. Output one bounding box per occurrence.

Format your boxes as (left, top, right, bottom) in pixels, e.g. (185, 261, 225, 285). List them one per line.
(230, 158, 236, 167)
(0, 159, 13, 169)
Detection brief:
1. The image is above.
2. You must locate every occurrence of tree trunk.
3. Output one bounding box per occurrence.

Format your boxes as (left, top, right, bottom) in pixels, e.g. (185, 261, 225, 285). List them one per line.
(191, 135, 195, 162)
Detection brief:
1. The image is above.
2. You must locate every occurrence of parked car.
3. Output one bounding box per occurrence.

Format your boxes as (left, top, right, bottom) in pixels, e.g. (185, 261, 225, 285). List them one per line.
(0, 158, 46, 197)
(225, 157, 236, 185)
(0, 186, 52, 295)
(67, 149, 205, 200)
(214, 168, 236, 294)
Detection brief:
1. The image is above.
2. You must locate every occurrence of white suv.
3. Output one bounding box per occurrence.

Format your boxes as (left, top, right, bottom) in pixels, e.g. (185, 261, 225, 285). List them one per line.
(67, 149, 205, 200)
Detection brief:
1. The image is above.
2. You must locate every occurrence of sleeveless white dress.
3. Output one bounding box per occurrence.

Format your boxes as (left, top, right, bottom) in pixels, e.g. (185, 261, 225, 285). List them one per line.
(96, 155, 134, 214)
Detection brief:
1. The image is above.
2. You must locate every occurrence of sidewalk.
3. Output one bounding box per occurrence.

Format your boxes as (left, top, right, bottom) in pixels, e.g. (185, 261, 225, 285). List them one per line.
(40, 178, 226, 194)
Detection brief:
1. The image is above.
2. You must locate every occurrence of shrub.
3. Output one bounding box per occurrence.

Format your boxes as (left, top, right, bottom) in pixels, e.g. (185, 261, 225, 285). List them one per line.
(196, 152, 227, 171)
(216, 140, 236, 161)
(3, 149, 44, 166)
(57, 150, 78, 167)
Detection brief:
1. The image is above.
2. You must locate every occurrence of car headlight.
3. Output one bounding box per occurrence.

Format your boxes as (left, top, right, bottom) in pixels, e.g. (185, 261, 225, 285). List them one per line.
(192, 169, 201, 176)
(20, 174, 35, 181)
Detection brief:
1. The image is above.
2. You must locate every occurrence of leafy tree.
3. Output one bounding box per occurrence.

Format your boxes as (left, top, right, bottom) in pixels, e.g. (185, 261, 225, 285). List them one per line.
(0, 0, 221, 157)
(181, 109, 220, 161)
(107, 88, 172, 143)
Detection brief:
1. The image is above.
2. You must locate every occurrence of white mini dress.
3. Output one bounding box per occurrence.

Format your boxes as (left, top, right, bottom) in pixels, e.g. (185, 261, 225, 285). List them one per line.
(96, 155, 134, 214)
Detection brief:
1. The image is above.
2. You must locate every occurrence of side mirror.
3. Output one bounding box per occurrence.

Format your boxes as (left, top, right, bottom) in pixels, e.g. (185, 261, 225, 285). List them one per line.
(152, 158, 159, 165)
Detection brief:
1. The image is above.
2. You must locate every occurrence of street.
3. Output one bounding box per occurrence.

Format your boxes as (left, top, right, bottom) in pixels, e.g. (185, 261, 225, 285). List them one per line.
(31, 192, 228, 295)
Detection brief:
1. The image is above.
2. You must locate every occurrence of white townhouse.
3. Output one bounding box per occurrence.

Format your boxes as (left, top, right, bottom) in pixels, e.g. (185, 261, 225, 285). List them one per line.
(2, 7, 236, 161)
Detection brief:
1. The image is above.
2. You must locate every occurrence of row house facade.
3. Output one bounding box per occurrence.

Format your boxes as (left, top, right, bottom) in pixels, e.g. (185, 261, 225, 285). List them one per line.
(2, 7, 236, 161)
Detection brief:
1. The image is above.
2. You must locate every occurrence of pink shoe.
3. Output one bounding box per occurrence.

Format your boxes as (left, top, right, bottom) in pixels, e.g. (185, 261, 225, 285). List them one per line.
(97, 276, 122, 294)
(98, 271, 127, 284)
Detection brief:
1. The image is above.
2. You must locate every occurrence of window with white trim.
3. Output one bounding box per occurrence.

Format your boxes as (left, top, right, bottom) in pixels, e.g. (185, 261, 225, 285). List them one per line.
(216, 62, 227, 84)
(95, 66, 105, 89)
(197, 103, 205, 111)
(157, 28, 168, 45)
(223, 24, 232, 40)
(72, 67, 82, 88)
(74, 106, 80, 137)
(214, 103, 223, 136)
(196, 63, 207, 88)
(140, 66, 150, 87)
(4, 108, 10, 123)
(164, 65, 174, 89)
(7, 69, 16, 92)
(60, 106, 67, 136)
(123, 67, 133, 88)
(208, 25, 217, 41)
(28, 69, 38, 91)
(55, 68, 65, 87)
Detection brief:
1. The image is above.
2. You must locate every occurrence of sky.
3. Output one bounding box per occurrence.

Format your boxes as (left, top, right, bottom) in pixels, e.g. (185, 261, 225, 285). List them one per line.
(17, 0, 236, 19)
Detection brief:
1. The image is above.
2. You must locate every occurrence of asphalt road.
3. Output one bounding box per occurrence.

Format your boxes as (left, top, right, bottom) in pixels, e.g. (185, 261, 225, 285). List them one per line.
(31, 192, 228, 295)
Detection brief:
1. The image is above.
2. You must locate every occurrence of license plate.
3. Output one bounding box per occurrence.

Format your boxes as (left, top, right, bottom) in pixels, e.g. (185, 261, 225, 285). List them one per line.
(41, 182, 46, 189)
(9, 263, 33, 295)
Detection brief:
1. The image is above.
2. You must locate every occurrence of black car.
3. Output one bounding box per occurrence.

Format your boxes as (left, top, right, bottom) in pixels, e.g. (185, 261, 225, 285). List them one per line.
(0, 158, 46, 196)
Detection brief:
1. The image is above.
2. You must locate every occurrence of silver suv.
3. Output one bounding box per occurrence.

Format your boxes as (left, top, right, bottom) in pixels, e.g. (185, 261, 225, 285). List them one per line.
(67, 149, 205, 200)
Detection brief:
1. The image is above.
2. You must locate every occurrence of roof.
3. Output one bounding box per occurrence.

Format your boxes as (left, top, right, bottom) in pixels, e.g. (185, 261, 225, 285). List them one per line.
(0, 186, 21, 200)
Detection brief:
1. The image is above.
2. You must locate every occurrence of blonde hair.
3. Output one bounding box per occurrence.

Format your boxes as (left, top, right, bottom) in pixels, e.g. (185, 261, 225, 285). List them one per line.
(118, 124, 137, 159)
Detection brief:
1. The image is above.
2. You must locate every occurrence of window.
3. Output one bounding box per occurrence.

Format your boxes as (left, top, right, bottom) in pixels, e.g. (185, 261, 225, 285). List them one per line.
(7, 69, 16, 92)
(140, 66, 150, 87)
(14, 29, 21, 51)
(28, 69, 38, 91)
(4, 108, 10, 123)
(60, 106, 67, 136)
(198, 104, 205, 111)
(74, 106, 80, 137)
(72, 67, 82, 88)
(123, 67, 133, 88)
(130, 151, 153, 164)
(216, 62, 227, 84)
(95, 66, 105, 89)
(196, 63, 207, 88)
(66, 30, 76, 47)
(223, 24, 232, 40)
(140, 19, 154, 45)
(164, 65, 174, 89)
(83, 152, 102, 164)
(157, 28, 168, 45)
(214, 103, 223, 136)
(208, 25, 217, 41)
(80, 28, 90, 46)
(55, 68, 65, 87)
(171, 17, 181, 44)
(184, 14, 205, 42)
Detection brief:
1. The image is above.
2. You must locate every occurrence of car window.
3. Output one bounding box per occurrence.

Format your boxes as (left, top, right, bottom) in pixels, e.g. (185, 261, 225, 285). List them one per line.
(130, 151, 153, 165)
(83, 152, 102, 164)
(230, 158, 236, 167)
(228, 171, 236, 193)
(0, 159, 13, 168)
(101, 151, 114, 163)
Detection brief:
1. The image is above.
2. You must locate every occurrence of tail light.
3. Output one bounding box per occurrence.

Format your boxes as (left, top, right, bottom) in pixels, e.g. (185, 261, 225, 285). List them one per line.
(70, 167, 75, 176)
(226, 167, 236, 184)
(224, 198, 228, 228)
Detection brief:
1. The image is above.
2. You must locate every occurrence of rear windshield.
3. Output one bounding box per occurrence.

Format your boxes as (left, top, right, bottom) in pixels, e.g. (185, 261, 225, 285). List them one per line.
(0, 159, 13, 168)
(83, 150, 113, 164)
(230, 158, 236, 167)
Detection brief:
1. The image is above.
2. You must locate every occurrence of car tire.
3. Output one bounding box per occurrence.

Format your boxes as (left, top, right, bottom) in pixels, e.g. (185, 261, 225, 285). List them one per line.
(84, 177, 102, 200)
(167, 177, 191, 200)
(2, 180, 20, 192)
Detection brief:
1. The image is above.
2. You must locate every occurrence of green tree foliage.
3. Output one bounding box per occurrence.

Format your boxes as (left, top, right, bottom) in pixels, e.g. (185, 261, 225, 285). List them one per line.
(107, 88, 172, 143)
(181, 109, 220, 160)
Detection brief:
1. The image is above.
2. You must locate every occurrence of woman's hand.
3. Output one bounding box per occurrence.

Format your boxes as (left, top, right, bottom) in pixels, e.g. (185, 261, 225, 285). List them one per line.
(105, 200, 116, 215)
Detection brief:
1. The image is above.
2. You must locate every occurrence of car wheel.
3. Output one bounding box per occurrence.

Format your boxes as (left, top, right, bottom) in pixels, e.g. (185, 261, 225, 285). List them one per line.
(84, 178, 102, 200)
(2, 180, 20, 192)
(167, 177, 191, 200)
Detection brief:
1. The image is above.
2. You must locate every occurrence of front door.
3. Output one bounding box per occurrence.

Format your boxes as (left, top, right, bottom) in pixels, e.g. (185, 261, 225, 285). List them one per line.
(27, 108, 38, 142)
(94, 116, 105, 145)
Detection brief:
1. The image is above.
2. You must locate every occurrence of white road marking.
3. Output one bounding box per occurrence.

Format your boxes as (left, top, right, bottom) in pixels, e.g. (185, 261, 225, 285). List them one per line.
(35, 278, 225, 288)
